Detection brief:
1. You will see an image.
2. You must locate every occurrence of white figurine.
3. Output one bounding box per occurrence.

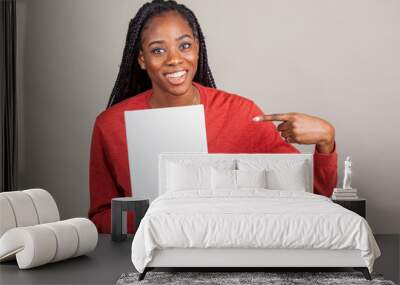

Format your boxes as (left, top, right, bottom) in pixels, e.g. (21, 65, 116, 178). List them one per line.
(343, 156, 352, 189)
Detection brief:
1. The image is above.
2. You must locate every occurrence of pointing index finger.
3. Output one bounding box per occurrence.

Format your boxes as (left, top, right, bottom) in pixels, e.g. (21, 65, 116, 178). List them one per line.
(253, 113, 291, 122)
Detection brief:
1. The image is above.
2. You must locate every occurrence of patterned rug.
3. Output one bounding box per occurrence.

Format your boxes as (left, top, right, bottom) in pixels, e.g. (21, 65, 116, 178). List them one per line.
(116, 271, 397, 285)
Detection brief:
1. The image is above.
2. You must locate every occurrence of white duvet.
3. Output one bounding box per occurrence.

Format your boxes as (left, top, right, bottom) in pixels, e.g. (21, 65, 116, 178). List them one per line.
(131, 190, 380, 273)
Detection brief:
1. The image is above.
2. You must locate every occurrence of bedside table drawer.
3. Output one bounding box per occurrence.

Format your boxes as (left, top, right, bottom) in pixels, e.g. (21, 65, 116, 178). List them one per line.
(332, 199, 366, 218)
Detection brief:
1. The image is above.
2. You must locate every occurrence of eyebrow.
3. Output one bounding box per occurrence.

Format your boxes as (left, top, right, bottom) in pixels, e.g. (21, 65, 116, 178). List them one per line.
(147, 34, 193, 48)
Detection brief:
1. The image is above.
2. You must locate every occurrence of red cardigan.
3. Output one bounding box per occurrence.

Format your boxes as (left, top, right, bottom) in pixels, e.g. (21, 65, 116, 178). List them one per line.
(89, 82, 338, 233)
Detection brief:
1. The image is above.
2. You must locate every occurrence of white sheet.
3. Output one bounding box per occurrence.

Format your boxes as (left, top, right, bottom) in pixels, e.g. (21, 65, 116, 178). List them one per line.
(125, 105, 208, 201)
(131, 190, 380, 273)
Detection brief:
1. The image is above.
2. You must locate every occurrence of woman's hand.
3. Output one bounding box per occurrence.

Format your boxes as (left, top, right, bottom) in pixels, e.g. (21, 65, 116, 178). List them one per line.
(253, 112, 335, 154)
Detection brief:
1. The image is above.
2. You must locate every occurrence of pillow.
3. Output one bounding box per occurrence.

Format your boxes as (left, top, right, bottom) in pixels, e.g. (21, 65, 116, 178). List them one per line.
(166, 162, 211, 191)
(167, 159, 235, 170)
(236, 169, 267, 189)
(266, 163, 307, 191)
(166, 159, 235, 192)
(211, 168, 236, 190)
(238, 159, 309, 191)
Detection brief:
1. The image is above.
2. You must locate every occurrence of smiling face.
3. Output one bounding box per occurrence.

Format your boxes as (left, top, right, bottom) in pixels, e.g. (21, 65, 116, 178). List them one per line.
(138, 11, 199, 100)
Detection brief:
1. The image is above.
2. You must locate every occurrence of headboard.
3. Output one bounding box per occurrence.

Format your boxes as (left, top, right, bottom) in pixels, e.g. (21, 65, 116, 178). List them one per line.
(158, 153, 313, 195)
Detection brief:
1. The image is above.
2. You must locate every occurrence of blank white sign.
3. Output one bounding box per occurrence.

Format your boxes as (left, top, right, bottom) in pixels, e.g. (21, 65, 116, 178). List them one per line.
(124, 105, 208, 200)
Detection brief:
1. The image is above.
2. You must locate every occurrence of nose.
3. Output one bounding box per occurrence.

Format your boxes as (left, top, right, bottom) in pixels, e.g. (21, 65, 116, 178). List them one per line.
(166, 48, 183, 66)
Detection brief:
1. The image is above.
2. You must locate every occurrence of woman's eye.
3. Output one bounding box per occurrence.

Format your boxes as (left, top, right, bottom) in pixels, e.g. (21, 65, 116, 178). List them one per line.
(151, 48, 165, 55)
(181, 42, 192, 50)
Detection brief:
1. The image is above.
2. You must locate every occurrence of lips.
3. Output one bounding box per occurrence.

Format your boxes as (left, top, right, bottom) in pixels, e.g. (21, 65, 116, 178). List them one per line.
(164, 70, 188, 86)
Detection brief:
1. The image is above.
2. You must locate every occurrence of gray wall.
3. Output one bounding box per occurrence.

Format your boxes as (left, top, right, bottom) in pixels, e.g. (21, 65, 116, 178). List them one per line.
(16, 0, 400, 234)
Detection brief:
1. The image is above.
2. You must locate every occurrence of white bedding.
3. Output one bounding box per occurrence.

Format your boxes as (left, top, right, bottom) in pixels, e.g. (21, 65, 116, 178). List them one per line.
(131, 190, 380, 273)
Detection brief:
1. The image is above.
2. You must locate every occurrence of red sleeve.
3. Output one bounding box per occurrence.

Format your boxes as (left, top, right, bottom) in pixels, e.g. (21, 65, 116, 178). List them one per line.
(250, 103, 337, 197)
(313, 142, 338, 197)
(88, 119, 120, 233)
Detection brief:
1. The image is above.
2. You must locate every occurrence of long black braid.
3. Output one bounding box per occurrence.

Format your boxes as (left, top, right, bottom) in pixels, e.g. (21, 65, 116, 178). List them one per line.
(107, 0, 216, 108)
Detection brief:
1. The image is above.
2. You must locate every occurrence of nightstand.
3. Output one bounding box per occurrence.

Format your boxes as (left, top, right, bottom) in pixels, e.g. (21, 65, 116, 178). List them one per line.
(332, 198, 366, 218)
(111, 197, 149, 242)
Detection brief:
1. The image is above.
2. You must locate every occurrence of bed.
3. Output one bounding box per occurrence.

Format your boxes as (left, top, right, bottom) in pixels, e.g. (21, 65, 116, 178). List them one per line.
(131, 153, 381, 280)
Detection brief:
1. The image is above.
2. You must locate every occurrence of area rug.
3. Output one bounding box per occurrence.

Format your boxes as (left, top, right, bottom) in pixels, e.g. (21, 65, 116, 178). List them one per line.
(116, 271, 396, 285)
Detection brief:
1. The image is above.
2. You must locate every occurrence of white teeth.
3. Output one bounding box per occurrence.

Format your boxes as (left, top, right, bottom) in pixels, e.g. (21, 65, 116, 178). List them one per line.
(166, 70, 186, 78)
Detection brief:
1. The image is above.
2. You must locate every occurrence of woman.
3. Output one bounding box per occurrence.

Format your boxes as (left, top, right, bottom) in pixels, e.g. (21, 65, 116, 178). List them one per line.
(89, 0, 337, 233)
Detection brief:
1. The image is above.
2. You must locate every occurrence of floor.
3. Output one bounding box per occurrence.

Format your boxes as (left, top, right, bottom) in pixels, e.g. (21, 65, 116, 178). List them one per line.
(374, 234, 399, 284)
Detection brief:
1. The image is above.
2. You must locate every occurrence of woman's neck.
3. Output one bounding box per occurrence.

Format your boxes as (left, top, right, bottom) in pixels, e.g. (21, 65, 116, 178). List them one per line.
(149, 85, 199, 108)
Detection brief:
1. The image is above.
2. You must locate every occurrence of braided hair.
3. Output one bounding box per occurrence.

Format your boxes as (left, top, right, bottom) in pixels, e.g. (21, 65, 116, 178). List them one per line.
(107, 0, 216, 108)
